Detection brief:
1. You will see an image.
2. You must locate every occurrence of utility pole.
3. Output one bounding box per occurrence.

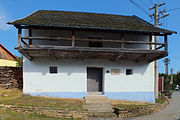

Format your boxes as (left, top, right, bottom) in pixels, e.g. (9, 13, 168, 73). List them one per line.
(149, 2, 169, 99)
(170, 68, 173, 90)
(163, 58, 170, 75)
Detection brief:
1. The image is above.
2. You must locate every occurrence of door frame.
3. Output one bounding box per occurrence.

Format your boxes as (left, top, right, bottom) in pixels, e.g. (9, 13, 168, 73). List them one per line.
(86, 66, 104, 93)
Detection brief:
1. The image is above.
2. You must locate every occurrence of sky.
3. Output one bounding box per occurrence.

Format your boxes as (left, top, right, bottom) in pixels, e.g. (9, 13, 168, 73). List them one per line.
(0, 0, 179, 74)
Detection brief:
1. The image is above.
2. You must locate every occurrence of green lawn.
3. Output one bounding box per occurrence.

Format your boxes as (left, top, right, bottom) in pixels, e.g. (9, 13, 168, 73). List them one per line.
(0, 109, 61, 120)
(0, 88, 83, 110)
(0, 88, 83, 120)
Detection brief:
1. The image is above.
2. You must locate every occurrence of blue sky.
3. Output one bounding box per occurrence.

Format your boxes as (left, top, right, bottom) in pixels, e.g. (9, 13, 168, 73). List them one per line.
(0, 0, 179, 73)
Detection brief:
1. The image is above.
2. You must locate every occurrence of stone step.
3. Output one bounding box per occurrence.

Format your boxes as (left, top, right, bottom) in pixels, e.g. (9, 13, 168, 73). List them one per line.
(87, 92, 103, 95)
(85, 103, 111, 106)
(84, 104, 112, 108)
(83, 95, 114, 113)
(84, 95, 109, 100)
(83, 103, 113, 112)
(85, 99, 110, 103)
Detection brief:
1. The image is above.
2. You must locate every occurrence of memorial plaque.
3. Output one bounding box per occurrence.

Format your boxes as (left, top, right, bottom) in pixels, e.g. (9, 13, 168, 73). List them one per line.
(111, 69, 120, 75)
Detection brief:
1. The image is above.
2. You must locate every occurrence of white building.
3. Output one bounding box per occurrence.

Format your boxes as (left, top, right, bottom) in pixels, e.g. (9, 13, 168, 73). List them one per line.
(8, 10, 176, 103)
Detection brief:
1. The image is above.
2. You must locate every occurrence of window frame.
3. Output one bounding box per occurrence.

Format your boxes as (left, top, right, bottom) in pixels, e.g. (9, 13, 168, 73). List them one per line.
(126, 69, 133, 75)
(49, 66, 58, 74)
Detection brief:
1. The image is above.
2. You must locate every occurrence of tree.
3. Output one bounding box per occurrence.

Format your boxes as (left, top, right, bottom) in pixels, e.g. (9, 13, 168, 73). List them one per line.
(16, 56, 23, 67)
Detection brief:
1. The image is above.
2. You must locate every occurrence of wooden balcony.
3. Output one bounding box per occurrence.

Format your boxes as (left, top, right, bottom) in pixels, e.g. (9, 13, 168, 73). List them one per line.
(17, 34, 168, 62)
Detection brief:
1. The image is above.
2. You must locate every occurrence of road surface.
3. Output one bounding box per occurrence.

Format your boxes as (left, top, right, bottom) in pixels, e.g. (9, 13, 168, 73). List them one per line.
(129, 91, 180, 120)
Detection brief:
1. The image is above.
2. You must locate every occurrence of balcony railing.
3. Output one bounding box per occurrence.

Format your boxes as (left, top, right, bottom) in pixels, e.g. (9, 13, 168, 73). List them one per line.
(16, 29, 168, 61)
(19, 36, 167, 51)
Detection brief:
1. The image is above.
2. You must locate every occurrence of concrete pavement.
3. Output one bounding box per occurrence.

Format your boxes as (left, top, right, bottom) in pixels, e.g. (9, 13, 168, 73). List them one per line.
(129, 91, 180, 120)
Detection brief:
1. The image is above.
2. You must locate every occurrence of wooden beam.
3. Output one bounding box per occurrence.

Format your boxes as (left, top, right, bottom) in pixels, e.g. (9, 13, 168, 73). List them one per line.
(48, 50, 56, 61)
(121, 33, 125, 48)
(76, 38, 122, 43)
(21, 36, 165, 46)
(18, 28, 22, 47)
(21, 45, 165, 53)
(21, 36, 72, 41)
(124, 41, 164, 45)
(21, 39, 28, 46)
(164, 35, 168, 51)
(29, 29, 32, 45)
(51, 55, 56, 61)
(77, 51, 84, 61)
(19, 48, 33, 61)
(149, 35, 152, 49)
(135, 54, 148, 63)
(156, 45, 165, 50)
(19, 46, 167, 62)
(72, 31, 75, 47)
(116, 53, 124, 60)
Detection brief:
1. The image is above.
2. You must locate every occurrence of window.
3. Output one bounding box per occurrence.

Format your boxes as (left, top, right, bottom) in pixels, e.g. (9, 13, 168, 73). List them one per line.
(126, 69, 133, 75)
(49, 66, 58, 74)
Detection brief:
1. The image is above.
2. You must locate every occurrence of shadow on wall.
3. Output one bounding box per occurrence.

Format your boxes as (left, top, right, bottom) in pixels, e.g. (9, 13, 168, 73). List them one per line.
(24, 58, 149, 76)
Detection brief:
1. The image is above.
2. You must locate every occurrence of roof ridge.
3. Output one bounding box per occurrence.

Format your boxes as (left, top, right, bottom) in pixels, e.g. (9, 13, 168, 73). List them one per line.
(132, 15, 154, 26)
(37, 10, 131, 17)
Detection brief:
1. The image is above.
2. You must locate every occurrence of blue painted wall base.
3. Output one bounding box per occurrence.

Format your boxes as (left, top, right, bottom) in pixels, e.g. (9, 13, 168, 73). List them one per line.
(24, 91, 155, 103)
(104, 92, 155, 103)
(25, 92, 87, 99)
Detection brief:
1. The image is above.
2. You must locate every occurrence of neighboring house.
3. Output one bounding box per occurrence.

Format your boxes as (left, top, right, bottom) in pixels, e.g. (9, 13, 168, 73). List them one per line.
(8, 10, 176, 103)
(0, 44, 18, 67)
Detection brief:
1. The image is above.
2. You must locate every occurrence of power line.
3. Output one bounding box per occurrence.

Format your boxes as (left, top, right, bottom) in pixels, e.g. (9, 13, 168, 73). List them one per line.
(129, 0, 151, 15)
(167, 8, 180, 12)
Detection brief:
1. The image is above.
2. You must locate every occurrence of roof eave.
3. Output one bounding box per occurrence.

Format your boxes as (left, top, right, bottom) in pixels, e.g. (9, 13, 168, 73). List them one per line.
(9, 23, 176, 35)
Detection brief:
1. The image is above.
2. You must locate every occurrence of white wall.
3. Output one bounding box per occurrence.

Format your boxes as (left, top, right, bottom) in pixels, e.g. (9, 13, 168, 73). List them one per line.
(23, 57, 154, 93)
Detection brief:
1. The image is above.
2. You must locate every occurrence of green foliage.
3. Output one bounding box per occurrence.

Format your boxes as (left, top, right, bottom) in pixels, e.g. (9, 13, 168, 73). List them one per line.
(173, 72, 180, 89)
(15, 56, 23, 67)
(159, 72, 180, 91)
(155, 99, 165, 104)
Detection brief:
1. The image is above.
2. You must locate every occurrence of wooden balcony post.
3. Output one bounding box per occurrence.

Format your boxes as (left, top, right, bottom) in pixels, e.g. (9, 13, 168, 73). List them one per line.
(121, 33, 125, 48)
(18, 28, 22, 47)
(29, 29, 32, 45)
(149, 34, 152, 49)
(72, 31, 75, 47)
(164, 34, 168, 51)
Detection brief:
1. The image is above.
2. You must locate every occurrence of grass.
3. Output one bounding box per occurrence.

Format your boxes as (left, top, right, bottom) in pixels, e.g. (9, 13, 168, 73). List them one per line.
(0, 108, 62, 120)
(0, 88, 22, 102)
(0, 88, 83, 110)
(1, 95, 83, 110)
(0, 88, 83, 119)
(110, 99, 153, 109)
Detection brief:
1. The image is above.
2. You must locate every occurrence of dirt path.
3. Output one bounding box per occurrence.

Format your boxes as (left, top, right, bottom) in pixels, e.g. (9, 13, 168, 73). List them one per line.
(128, 91, 180, 120)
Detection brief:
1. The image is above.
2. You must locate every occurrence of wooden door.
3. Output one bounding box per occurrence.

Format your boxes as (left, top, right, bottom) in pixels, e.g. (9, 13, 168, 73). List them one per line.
(87, 68, 103, 92)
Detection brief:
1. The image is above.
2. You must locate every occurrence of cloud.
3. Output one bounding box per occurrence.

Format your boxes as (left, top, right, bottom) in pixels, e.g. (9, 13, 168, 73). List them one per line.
(0, 8, 10, 31)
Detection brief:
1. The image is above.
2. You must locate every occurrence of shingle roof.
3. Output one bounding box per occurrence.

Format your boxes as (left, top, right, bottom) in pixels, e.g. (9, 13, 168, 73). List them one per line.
(8, 10, 176, 34)
(0, 44, 18, 60)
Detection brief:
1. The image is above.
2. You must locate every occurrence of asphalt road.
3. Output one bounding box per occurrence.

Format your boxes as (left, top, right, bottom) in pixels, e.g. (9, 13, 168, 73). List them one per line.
(129, 91, 180, 120)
